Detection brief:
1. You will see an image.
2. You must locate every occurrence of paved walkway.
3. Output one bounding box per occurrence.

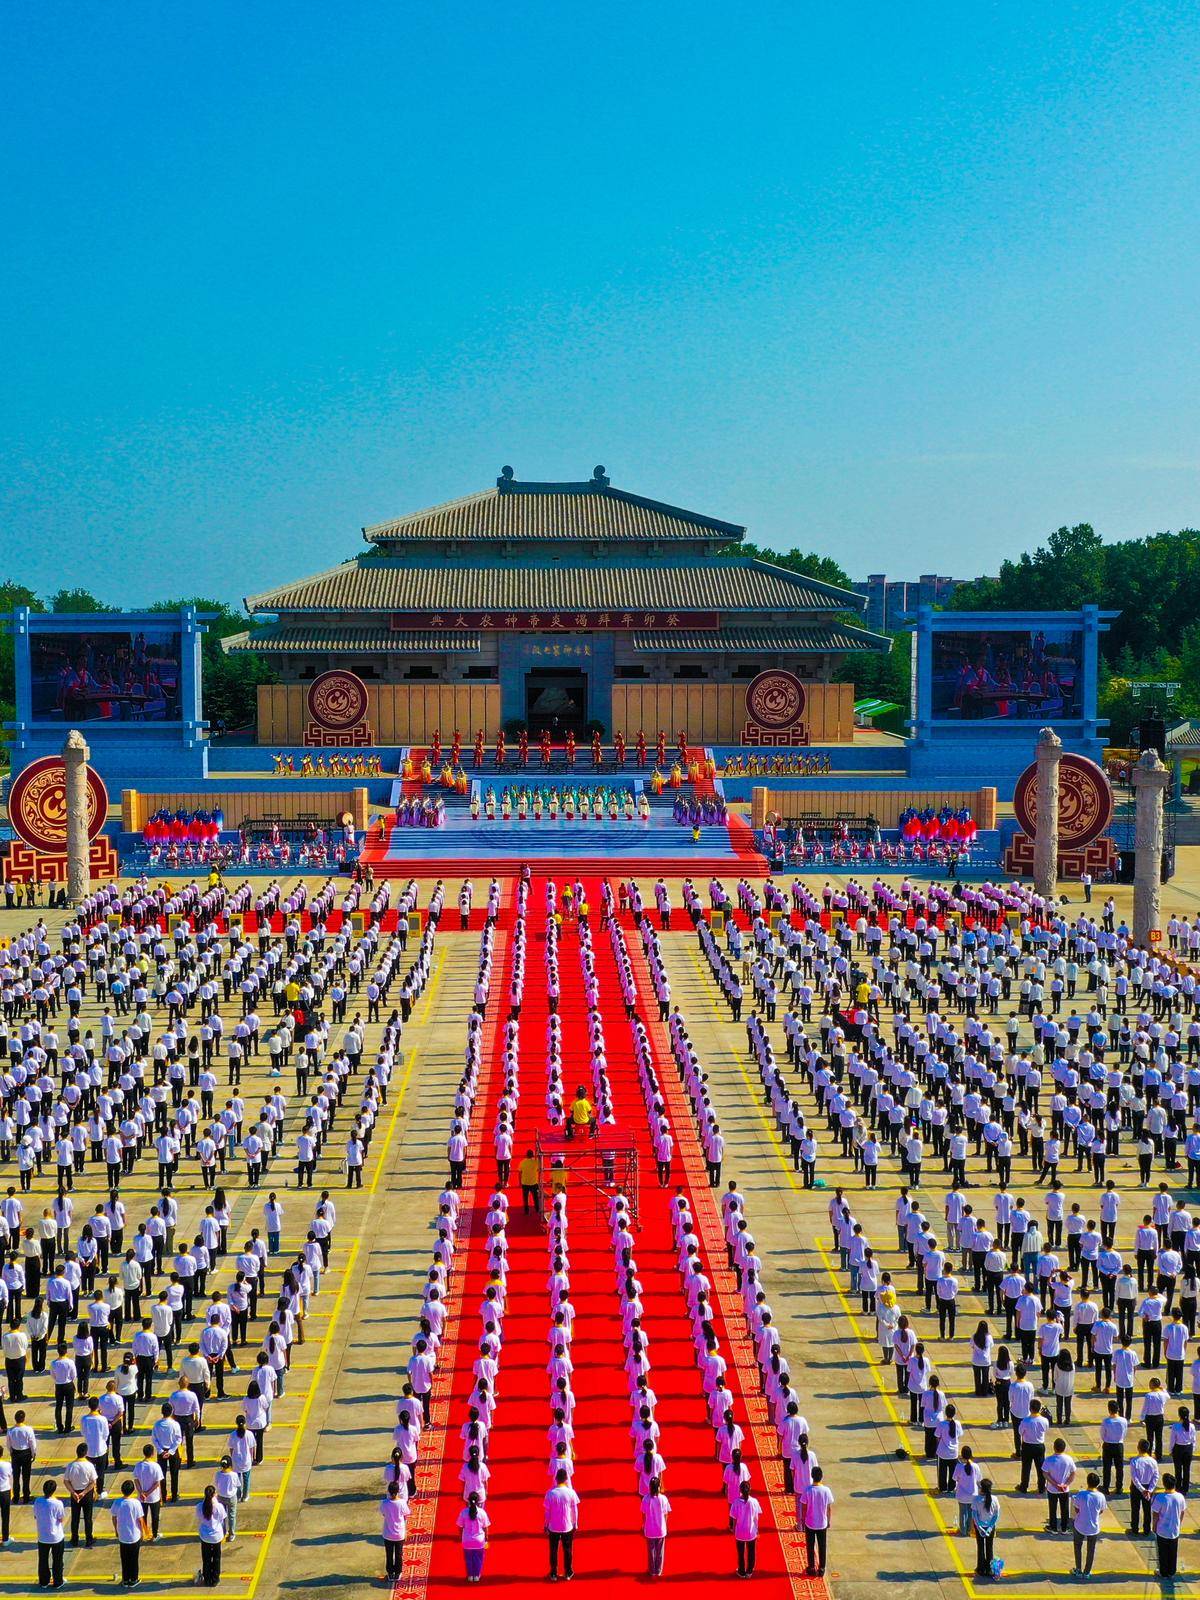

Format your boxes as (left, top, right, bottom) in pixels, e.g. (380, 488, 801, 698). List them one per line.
(4, 852, 1200, 1598)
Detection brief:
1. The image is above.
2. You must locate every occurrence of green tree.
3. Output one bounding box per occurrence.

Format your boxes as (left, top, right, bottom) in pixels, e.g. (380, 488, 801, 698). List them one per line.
(0, 582, 45, 755)
(147, 597, 279, 733)
(720, 542, 853, 593)
(951, 523, 1104, 613)
(48, 587, 115, 613)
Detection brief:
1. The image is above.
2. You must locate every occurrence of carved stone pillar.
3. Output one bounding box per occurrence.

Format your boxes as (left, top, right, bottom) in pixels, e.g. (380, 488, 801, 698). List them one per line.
(63, 730, 91, 904)
(1032, 727, 1063, 901)
(1132, 749, 1170, 948)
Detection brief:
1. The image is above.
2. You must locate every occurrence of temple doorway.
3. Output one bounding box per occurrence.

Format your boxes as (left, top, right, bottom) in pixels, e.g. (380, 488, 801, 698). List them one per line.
(525, 668, 589, 734)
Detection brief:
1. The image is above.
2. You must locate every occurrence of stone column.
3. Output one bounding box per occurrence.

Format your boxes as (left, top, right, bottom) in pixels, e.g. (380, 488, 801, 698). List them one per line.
(1132, 749, 1170, 948)
(1032, 726, 1063, 901)
(62, 730, 91, 905)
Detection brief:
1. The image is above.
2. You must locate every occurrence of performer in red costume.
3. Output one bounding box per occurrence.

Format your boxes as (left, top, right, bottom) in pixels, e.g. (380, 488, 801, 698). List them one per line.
(636, 730, 647, 767)
(591, 731, 602, 769)
(495, 730, 507, 768)
(614, 731, 626, 768)
(473, 728, 485, 768)
(518, 729, 529, 768)
(566, 730, 576, 768)
(541, 729, 552, 769)
(656, 730, 667, 768)
(430, 728, 442, 768)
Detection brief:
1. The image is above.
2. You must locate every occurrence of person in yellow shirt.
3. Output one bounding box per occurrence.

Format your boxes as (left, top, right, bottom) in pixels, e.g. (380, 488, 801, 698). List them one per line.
(518, 1149, 540, 1214)
(566, 1087, 595, 1142)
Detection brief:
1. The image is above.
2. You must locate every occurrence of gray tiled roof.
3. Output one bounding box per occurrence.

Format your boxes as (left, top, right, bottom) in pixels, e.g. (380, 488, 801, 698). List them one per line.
(633, 623, 892, 653)
(222, 627, 482, 654)
(363, 482, 745, 543)
(247, 558, 861, 615)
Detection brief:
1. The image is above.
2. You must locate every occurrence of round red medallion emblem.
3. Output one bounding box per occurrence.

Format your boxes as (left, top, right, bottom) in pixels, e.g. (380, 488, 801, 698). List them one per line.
(1012, 752, 1113, 851)
(745, 670, 806, 730)
(8, 756, 109, 854)
(306, 671, 369, 732)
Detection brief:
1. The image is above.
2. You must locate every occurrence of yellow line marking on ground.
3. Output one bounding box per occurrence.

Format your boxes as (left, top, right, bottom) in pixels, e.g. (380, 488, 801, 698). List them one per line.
(685, 945, 977, 1599)
(683, 944, 1174, 1600)
(242, 941, 446, 1597)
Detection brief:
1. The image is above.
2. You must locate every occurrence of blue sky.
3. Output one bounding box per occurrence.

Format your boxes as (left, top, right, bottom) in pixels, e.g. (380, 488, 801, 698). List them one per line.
(2, 1, 1198, 608)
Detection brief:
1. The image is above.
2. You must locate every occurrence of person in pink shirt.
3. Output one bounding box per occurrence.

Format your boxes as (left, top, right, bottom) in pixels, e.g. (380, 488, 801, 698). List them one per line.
(544, 1468, 580, 1580)
(732, 1480, 762, 1578)
(641, 1475, 671, 1577)
(457, 1491, 489, 1584)
(379, 1479, 407, 1581)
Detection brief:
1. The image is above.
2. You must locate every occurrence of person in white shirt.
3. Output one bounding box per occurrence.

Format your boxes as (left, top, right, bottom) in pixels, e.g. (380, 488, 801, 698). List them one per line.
(133, 1445, 165, 1540)
(544, 1468, 580, 1580)
(380, 1477, 408, 1581)
(1129, 1440, 1160, 1537)
(1071, 1473, 1107, 1577)
(196, 1484, 229, 1586)
(63, 1442, 97, 1548)
(799, 1466, 834, 1576)
(1043, 1438, 1076, 1533)
(1152, 1473, 1187, 1579)
(9, 1410, 37, 1503)
(732, 1480, 762, 1578)
(110, 1478, 149, 1587)
(33, 1477, 66, 1586)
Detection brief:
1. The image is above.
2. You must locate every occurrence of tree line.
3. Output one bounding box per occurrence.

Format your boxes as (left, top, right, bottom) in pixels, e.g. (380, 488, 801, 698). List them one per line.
(948, 523, 1200, 743)
(6, 521, 1195, 750)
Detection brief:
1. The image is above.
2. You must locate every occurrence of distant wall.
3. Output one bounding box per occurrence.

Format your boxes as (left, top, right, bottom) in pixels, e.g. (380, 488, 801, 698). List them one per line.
(611, 682, 854, 743)
(751, 785, 997, 830)
(256, 684, 501, 744)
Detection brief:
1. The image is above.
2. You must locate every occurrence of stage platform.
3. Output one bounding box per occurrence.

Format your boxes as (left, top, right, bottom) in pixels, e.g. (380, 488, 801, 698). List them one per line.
(359, 810, 764, 877)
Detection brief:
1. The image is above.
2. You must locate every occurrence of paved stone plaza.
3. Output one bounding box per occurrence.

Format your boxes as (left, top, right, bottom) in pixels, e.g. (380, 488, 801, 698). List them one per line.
(1, 857, 1198, 1599)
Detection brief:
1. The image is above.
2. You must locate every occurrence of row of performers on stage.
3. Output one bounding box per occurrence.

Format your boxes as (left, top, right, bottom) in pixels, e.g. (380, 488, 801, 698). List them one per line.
(719, 751, 832, 776)
(671, 795, 728, 828)
(420, 758, 708, 791)
(136, 821, 356, 870)
(898, 805, 978, 842)
(270, 752, 385, 776)
(393, 795, 448, 828)
(405, 728, 710, 773)
(470, 784, 651, 822)
(759, 831, 980, 867)
(141, 807, 226, 843)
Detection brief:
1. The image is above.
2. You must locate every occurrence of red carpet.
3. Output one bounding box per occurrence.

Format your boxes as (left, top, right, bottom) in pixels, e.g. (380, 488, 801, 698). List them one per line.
(727, 813, 768, 866)
(684, 745, 716, 798)
(362, 853, 753, 879)
(415, 878, 808, 1596)
(402, 748, 430, 795)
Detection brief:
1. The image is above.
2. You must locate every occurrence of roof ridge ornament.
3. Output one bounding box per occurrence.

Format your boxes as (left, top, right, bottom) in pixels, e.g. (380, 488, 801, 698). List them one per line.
(591, 465, 610, 487)
(497, 465, 516, 488)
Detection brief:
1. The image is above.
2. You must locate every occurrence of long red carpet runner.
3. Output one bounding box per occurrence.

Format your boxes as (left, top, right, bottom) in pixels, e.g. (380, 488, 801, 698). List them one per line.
(407, 877, 807, 1595)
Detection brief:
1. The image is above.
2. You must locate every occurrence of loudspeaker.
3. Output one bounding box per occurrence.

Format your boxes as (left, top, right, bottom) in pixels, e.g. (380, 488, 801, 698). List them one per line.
(1117, 849, 1136, 884)
(1140, 717, 1167, 759)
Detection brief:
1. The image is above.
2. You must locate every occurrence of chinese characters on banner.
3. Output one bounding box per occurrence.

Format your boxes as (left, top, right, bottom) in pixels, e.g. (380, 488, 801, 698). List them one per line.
(393, 610, 722, 632)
